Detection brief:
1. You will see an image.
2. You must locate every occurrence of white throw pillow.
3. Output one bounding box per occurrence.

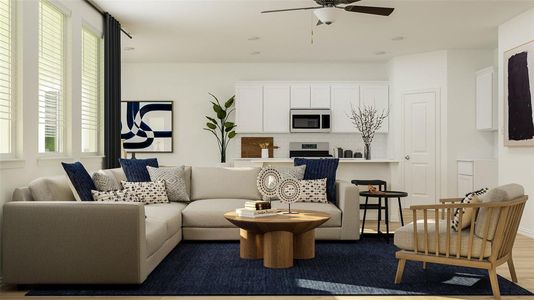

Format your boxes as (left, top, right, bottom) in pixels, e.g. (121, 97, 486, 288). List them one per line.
(147, 165, 190, 202)
(121, 180, 169, 204)
(91, 189, 144, 203)
(92, 170, 122, 192)
(297, 178, 328, 203)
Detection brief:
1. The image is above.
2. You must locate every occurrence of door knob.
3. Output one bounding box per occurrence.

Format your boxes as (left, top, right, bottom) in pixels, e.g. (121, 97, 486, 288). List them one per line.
(404, 155, 410, 160)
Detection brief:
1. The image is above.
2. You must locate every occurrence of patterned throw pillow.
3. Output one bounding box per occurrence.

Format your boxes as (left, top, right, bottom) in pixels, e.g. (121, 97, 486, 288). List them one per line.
(119, 158, 159, 182)
(294, 158, 339, 203)
(278, 165, 306, 180)
(452, 188, 488, 231)
(147, 166, 190, 202)
(297, 178, 328, 203)
(121, 181, 169, 204)
(92, 170, 121, 191)
(61, 161, 96, 201)
(91, 189, 144, 203)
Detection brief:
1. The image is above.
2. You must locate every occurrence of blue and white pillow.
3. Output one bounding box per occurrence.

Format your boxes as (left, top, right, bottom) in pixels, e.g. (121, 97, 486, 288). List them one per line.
(294, 158, 339, 203)
(119, 158, 159, 182)
(62, 162, 96, 201)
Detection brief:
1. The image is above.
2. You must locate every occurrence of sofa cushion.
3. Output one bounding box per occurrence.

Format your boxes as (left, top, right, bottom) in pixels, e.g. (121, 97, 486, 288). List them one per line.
(28, 175, 74, 201)
(270, 201, 341, 227)
(145, 219, 167, 257)
(145, 202, 187, 239)
(191, 167, 261, 200)
(147, 166, 190, 202)
(395, 220, 492, 258)
(182, 199, 249, 227)
(475, 183, 524, 241)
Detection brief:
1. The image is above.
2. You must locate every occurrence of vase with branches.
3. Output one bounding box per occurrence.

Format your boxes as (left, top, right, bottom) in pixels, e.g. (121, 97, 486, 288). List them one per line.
(203, 93, 237, 163)
(348, 105, 389, 160)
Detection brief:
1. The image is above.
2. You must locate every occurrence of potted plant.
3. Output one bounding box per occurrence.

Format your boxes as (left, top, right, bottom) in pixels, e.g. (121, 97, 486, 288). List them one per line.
(348, 105, 388, 160)
(204, 93, 237, 163)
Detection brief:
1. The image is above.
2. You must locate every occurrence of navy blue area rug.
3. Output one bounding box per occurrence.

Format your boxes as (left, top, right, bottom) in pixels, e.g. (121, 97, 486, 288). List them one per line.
(26, 240, 532, 296)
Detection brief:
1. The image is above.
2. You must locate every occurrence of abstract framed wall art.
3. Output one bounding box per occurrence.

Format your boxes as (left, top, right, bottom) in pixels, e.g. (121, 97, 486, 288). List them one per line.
(121, 101, 173, 153)
(504, 40, 534, 146)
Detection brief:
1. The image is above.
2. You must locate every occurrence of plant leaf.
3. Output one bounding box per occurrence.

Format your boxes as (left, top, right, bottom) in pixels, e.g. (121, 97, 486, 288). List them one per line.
(225, 96, 235, 108)
(206, 116, 217, 124)
(217, 110, 227, 120)
(206, 123, 217, 130)
(225, 125, 236, 132)
(224, 122, 234, 128)
(212, 104, 223, 114)
(228, 131, 236, 139)
(209, 93, 221, 105)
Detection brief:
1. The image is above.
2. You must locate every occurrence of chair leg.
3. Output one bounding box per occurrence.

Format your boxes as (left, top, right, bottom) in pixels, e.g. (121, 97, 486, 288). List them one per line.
(361, 197, 369, 236)
(385, 197, 390, 242)
(422, 262, 427, 269)
(508, 256, 518, 283)
(488, 267, 501, 300)
(377, 197, 382, 234)
(394, 259, 406, 284)
(398, 197, 404, 226)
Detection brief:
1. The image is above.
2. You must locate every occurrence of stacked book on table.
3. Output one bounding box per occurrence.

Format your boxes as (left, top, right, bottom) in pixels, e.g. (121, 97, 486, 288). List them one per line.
(236, 201, 280, 218)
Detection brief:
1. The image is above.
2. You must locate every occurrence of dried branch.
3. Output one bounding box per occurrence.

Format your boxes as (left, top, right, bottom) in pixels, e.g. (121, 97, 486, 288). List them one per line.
(348, 105, 389, 144)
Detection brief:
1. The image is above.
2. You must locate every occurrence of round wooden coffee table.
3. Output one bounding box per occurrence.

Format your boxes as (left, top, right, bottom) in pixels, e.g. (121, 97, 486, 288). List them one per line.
(224, 210, 330, 269)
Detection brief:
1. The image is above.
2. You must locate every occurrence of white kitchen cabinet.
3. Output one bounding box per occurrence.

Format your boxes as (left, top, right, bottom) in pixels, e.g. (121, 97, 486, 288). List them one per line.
(476, 67, 496, 131)
(263, 85, 290, 132)
(290, 84, 311, 108)
(331, 84, 359, 133)
(457, 159, 498, 197)
(310, 84, 331, 108)
(359, 85, 389, 133)
(235, 85, 263, 133)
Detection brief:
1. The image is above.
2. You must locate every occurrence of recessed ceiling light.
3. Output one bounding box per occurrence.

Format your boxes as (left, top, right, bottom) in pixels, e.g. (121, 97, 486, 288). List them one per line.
(248, 36, 261, 41)
(250, 51, 261, 55)
(375, 51, 387, 55)
(124, 47, 135, 51)
(392, 36, 405, 41)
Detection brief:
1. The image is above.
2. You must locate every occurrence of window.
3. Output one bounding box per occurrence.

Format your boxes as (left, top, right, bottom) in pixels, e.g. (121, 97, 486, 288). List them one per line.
(38, 0, 65, 153)
(0, 0, 14, 156)
(81, 28, 100, 153)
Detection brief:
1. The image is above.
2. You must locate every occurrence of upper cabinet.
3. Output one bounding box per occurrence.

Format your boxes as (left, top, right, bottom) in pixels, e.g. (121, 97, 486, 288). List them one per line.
(331, 84, 359, 133)
(310, 84, 331, 108)
(235, 84, 263, 133)
(476, 67, 496, 131)
(360, 85, 389, 133)
(263, 85, 290, 133)
(290, 84, 311, 108)
(235, 81, 389, 134)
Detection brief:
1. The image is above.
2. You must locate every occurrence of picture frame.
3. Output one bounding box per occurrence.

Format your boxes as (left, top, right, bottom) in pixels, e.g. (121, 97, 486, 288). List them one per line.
(120, 101, 174, 153)
(503, 39, 534, 147)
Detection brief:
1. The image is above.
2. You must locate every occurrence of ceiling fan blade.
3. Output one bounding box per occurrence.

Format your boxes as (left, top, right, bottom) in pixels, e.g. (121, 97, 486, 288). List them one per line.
(344, 5, 394, 16)
(261, 7, 322, 14)
(334, 0, 361, 4)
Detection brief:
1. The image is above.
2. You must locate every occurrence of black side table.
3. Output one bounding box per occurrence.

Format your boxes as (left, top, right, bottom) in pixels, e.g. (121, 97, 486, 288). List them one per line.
(359, 190, 408, 241)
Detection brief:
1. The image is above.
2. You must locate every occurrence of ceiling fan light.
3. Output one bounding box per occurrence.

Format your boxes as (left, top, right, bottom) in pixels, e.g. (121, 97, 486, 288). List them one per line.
(314, 7, 339, 25)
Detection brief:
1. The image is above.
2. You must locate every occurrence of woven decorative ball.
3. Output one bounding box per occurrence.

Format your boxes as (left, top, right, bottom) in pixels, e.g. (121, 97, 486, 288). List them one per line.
(276, 177, 301, 204)
(256, 167, 282, 199)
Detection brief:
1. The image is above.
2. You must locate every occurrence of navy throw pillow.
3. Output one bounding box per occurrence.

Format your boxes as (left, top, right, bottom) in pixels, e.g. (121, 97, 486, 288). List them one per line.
(294, 158, 339, 203)
(119, 158, 159, 182)
(61, 162, 96, 201)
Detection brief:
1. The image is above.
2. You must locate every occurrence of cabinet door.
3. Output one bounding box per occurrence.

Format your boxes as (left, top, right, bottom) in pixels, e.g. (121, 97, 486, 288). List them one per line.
(235, 85, 263, 133)
(310, 84, 331, 108)
(331, 84, 359, 133)
(263, 85, 290, 133)
(476, 67, 495, 131)
(360, 85, 389, 133)
(458, 174, 474, 197)
(290, 84, 310, 108)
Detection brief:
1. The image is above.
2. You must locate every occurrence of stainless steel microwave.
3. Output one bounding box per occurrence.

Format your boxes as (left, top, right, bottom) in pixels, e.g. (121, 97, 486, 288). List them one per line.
(290, 109, 331, 133)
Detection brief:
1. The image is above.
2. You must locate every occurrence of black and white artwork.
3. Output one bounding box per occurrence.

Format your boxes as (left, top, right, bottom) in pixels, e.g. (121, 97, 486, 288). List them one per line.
(504, 40, 534, 146)
(121, 101, 173, 152)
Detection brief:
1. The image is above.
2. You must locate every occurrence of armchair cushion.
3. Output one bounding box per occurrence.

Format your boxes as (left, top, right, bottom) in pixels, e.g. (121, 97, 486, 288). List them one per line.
(394, 220, 492, 258)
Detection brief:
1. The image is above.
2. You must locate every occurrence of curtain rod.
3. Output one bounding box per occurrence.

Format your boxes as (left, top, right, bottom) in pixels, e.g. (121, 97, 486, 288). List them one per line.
(83, 0, 133, 39)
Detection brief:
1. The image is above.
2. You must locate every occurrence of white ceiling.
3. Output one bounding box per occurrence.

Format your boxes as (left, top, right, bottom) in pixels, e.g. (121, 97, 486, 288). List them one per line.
(95, 0, 534, 63)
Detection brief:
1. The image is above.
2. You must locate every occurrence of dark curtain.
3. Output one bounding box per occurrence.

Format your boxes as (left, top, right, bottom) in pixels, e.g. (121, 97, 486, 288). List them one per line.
(104, 13, 122, 168)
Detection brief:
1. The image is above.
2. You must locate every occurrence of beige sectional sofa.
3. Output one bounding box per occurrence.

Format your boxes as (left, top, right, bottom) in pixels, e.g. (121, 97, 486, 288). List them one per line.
(2, 166, 359, 284)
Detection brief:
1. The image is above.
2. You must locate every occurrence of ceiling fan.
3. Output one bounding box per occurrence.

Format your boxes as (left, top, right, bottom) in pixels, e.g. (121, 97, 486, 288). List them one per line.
(261, 0, 394, 25)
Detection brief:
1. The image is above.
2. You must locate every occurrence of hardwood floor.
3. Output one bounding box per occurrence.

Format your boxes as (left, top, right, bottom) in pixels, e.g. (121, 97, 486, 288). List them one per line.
(1, 209, 533, 300)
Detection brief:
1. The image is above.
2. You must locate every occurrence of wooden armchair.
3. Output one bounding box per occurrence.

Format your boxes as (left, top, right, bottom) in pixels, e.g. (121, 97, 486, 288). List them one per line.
(393, 184, 528, 300)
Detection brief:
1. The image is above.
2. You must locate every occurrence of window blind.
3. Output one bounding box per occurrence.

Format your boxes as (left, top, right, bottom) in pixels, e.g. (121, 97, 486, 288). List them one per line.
(81, 28, 100, 153)
(0, 0, 13, 154)
(38, 0, 64, 153)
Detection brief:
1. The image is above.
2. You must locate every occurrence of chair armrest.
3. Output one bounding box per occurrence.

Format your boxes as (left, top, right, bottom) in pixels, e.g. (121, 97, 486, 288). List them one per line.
(336, 181, 360, 240)
(1, 201, 146, 284)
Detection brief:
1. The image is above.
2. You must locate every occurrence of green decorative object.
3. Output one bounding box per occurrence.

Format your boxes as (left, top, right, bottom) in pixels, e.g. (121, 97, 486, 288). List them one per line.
(203, 93, 236, 163)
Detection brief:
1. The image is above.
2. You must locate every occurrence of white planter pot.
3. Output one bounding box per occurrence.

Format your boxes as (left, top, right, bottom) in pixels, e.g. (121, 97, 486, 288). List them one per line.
(261, 148, 269, 159)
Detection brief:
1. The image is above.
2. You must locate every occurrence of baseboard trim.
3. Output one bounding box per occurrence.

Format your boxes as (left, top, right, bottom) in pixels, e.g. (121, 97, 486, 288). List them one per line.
(518, 226, 534, 239)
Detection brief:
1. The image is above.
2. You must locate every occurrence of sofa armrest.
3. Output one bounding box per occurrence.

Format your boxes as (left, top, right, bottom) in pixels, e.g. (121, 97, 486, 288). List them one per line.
(336, 181, 360, 240)
(2, 201, 146, 284)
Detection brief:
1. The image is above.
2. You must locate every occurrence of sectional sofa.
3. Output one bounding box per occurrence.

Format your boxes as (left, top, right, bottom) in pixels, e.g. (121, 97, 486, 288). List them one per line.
(2, 166, 360, 284)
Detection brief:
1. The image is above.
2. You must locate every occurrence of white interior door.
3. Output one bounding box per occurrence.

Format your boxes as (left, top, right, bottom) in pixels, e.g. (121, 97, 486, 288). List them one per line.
(403, 91, 437, 206)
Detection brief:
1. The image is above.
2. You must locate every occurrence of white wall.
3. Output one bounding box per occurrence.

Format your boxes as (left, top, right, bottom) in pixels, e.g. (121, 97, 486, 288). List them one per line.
(0, 0, 104, 269)
(497, 8, 534, 237)
(121, 63, 389, 166)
